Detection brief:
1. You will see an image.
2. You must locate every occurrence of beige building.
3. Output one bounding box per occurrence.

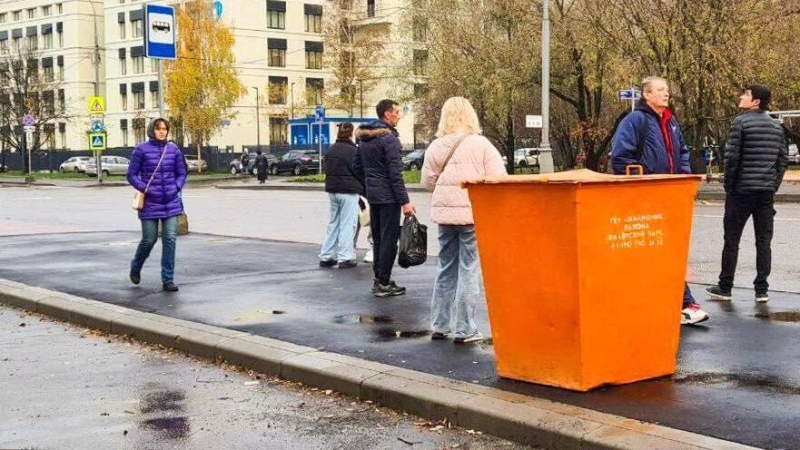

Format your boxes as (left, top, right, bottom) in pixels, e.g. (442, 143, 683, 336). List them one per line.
(0, 0, 105, 151)
(1, 0, 423, 152)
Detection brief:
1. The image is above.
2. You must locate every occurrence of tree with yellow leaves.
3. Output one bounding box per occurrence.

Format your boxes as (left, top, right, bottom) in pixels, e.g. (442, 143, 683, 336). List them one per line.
(165, 0, 245, 154)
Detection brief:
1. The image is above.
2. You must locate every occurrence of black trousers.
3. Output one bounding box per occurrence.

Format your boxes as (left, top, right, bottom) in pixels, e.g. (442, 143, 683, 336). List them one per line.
(369, 203, 401, 285)
(719, 192, 775, 294)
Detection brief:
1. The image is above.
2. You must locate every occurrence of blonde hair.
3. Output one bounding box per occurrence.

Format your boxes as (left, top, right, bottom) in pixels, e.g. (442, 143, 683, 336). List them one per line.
(435, 97, 482, 137)
(642, 76, 668, 93)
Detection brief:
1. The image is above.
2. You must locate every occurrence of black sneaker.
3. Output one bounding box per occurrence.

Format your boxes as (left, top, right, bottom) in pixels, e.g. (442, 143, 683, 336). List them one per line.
(431, 331, 449, 340)
(389, 281, 406, 294)
(337, 260, 357, 269)
(755, 292, 769, 303)
(706, 285, 732, 301)
(163, 283, 179, 292)
(319, 259, 337, 268)
(374, 282, 406, 298)
(130, 269, 141, 285)
(371, 280, 380, 294)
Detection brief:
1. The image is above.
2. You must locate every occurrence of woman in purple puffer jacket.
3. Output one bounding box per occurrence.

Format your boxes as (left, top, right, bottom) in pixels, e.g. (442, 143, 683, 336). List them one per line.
(126, 118, 186, 292)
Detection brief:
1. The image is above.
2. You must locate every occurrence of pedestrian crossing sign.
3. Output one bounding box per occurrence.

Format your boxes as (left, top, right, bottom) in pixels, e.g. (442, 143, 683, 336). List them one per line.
(89, 132, 106, 151)
(88, 96, 105, 114)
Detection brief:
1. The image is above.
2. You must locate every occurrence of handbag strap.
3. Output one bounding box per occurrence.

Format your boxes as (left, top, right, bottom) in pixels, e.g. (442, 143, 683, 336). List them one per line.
(143, 144, 168, 193)
(441, 133, 469, 172)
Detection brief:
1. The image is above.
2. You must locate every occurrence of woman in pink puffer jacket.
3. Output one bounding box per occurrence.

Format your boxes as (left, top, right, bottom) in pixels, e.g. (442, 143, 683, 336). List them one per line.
(421, 97, 506, 344)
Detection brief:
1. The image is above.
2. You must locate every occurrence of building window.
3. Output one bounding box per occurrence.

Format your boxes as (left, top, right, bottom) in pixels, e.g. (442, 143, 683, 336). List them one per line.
(43, 91, 55, 115)
(58, 89, 65, 112)
(13, 11, 21, 21)
(0, 41, 7, 55)
(134, 91, 144, 110)
(132, 19, 142, 38)
(12, 38, 21, 53)
(151, 89, 160, 108)
(150, 59, 158, 73)
(413, 49, 428, 76)
(367, 0, 375, 17)
(121, 122, 129, 147)
(59, 124, 66, 148)
(306, 78, 324, 105)
(267, 38, 286, 67)
(58, 65, 63, 80)
(133, 56, 144, 74)
(56, 3, 63, 14)
(0, 13, 6, 23)
(43, 6, 52, 16)
(304, 5, 322, 33)
(44, 66, 54, 82)
(121, 92, 128, 110)
(45, 124, 55, 150)
(43, 33, 53, 49)
(269, 117, 288, 145)
(119, 57, 127, 75)
(414, 83, 428, 98)
(119, 22, 126, 39)
(267, 1, 285, 29)
(135, 124, 146, 143)
(305, 42, 323, 70)
(412, 16, 427, 42)
(57, 31, 63, 48)
(27, 35, 38, 51)
(268, 76, 288, 104)
(27, 8, 36, 19)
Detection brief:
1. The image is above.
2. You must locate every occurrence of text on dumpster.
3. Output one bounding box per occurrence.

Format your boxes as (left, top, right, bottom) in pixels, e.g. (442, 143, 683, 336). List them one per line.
(607, 213, 664, 250)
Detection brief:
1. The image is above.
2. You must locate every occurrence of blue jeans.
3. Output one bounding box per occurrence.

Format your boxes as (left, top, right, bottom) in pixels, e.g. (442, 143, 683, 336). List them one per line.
(319, 193, 359, 262)
(431, 225, 482, 338)
(131, 216, 178, 286)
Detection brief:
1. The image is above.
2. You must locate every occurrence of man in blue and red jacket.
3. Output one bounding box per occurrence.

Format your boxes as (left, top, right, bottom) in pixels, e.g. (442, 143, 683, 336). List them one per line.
(611, 76, 709, 326)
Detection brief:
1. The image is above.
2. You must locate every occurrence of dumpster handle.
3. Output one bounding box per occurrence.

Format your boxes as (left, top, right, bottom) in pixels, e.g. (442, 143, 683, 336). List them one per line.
(625, 165, 644, 176)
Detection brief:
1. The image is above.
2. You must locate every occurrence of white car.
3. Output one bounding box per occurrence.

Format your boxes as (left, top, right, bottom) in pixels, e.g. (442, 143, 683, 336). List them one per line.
(59, 156, 91, 173)
(86, 156, 130, 177)
(502, 148, 539, 168)
(788, 143, 799, 165)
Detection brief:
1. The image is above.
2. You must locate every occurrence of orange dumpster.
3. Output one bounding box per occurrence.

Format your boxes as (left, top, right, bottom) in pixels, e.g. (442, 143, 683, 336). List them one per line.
(464, 169, 701, 391)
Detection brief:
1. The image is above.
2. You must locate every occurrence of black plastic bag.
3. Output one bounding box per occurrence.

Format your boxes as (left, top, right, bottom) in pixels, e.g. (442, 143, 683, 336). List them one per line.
(398, 215, 427, 268)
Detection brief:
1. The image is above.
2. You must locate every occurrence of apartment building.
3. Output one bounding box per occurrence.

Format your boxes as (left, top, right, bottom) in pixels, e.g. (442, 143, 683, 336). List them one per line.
(1, 0, 422, 152)
(0, 0, 105, 151)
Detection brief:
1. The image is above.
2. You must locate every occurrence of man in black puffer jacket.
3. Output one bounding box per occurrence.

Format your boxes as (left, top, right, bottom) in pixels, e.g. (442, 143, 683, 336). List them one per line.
(707, 84, 788, 303)
(353, 99, 417, 297)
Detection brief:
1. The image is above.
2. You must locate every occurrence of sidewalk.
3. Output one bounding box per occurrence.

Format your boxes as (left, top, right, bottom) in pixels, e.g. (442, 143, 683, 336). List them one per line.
(1, 231, 794, 449)
(0, 173, 236, 188)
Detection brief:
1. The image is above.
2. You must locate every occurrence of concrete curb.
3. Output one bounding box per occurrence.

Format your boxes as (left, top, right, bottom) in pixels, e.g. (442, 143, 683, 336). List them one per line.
(0, 176, 235, 188)
(0, 278, 760, 450)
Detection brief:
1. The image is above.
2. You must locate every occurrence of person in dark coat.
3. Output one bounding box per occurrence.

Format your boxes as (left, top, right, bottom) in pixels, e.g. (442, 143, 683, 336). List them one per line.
(319, 123, 363, 268)
(255, 149, 269, 183)
(353, 99, 417, 297)
(126, 118, 186, 292)
(706, 84, 788, 303)
(611, 76, 709, 325)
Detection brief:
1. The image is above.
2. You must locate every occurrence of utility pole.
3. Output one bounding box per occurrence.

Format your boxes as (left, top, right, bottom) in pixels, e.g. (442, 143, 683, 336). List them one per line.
(252, 87, 261, 151)
(157, 60, 165, 118)
(91, 1, 102, 183)
(539, 0, 553, 173)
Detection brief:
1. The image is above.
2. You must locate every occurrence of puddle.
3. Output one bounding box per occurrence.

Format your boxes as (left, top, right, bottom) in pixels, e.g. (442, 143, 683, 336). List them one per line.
(754, 311, 800, 323)
(232, 309, 286, 322)
(140, 417, 190, 439)
(140, 389, 186, 413)
(373, 328, 431, 341)
(333, 314, 394, 324)
(675, 372, 800, 395)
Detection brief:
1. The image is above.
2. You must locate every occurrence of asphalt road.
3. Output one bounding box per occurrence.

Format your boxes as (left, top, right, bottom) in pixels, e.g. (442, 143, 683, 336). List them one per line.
(0, 305, 533, 450)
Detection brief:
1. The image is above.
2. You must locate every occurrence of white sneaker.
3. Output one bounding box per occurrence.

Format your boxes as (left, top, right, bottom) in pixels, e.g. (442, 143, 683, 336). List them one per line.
(363, 249, 373, 263)
(681, 303, 710, 325)
(454, 331, 484, 344)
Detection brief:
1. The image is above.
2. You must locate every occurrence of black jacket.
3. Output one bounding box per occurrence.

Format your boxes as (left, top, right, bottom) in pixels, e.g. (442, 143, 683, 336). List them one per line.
(352, 120, 409, 205)
(324, 139, 363, 194)
(724, 109, 788, 194)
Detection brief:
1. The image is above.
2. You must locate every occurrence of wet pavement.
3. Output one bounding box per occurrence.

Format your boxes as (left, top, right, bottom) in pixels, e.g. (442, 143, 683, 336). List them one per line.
(0, 306, 535, 449)
(1, 232, 799, 449)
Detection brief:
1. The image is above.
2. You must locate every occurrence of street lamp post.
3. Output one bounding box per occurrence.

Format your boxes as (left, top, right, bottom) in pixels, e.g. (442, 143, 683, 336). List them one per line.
(290, 82, 295, 120)
(252, 87, 261, 152)
(358, 79, 364, 118)
(539, 0, 553, 173)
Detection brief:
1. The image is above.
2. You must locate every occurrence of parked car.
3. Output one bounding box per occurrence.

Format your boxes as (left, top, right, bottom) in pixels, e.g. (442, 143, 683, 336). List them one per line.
(86, 156, 130, 177)
(788, 143, 799, 165)
(229, 153, 276, 175)
(270, 150, 320, 176)
(402, 149, 425, 171)
(59, 156, 91, 173)
(511, 148, 539, 168)
(185, 155, 208, 172)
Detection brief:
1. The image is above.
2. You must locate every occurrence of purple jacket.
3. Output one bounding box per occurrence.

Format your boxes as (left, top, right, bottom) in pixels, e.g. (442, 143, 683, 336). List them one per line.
(127, 139, 186, 220)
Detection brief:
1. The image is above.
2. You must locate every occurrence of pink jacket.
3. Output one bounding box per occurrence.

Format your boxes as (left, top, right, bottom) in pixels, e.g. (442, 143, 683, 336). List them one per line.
(421, 133, 506, 225)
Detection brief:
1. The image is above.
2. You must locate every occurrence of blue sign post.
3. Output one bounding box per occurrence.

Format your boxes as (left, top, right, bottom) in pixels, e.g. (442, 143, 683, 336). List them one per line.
(314, 105, 325, 173)
(144, 3, 176, 119)
(618, 86, 642, 112)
